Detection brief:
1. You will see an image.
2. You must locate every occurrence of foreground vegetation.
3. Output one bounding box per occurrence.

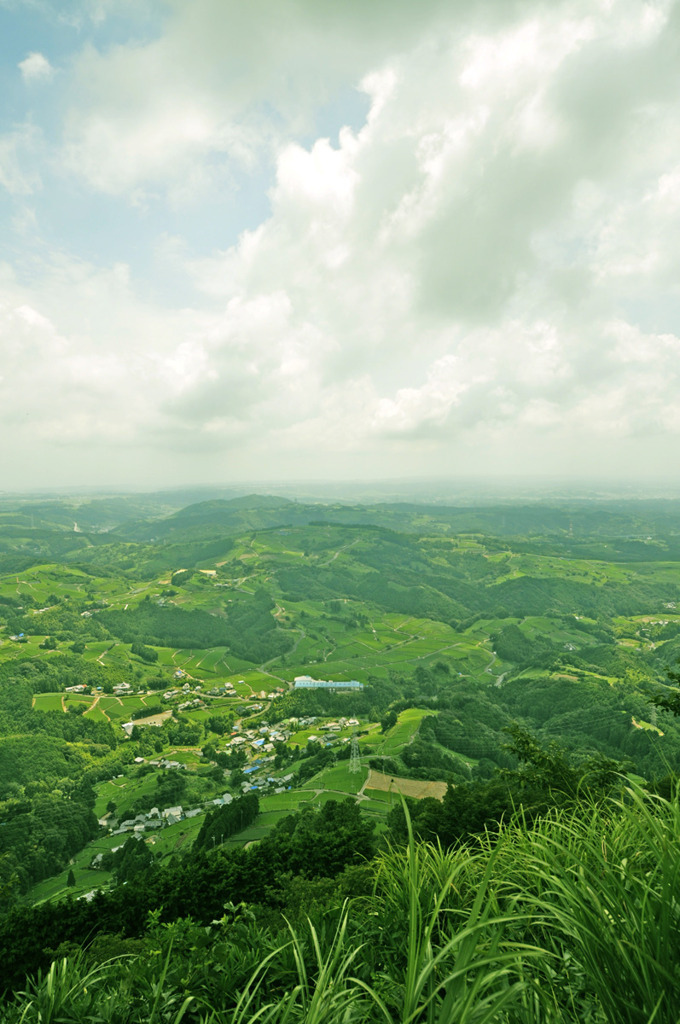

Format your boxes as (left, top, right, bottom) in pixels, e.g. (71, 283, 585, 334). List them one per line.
(1, 781, 679, 1023)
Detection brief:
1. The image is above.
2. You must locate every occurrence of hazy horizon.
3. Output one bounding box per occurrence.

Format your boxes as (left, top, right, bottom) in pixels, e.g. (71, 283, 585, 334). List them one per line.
(2, 1, 680, 492)
(4, 476, 680, 509)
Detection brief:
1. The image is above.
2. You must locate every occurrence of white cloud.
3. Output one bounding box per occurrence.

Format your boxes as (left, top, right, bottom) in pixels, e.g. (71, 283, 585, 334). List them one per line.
(0, 257, 198, 451)
(4, 0, 680, 486)
(0, 126, 41, 195)
(166, 0, 680, 478)
(57, 0, 459, 202)
(18, 51, 53, 81)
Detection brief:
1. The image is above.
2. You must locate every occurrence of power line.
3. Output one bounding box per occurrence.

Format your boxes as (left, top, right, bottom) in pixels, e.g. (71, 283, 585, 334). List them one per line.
(349, 731, 361, 774)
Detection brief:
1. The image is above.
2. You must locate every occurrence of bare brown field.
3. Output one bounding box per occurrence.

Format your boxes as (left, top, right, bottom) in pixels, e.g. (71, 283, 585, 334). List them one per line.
(132, 710, 173, 727)
(365, 769, 447, 801)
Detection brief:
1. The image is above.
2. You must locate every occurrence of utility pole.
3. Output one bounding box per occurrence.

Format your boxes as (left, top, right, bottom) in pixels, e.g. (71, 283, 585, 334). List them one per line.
(349, 731, 360, 774)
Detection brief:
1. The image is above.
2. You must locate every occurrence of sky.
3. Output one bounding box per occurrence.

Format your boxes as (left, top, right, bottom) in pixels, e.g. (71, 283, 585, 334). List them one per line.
(1, 0, 680, 493)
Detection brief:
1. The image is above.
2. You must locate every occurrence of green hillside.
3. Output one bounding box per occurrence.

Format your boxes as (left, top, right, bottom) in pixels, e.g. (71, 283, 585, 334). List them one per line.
(1, 492, 680, 1019)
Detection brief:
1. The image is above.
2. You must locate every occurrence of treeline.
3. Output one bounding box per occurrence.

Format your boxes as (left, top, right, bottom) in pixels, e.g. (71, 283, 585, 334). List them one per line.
(194, 793, 259, 851)
(0, 796, 98, 898)
(100, 591, 293, 663)
(0, 653, 126, 696)
(0, 799, 375, 990)
(0, 678, 119, 756)
(0, 734, 129, 903)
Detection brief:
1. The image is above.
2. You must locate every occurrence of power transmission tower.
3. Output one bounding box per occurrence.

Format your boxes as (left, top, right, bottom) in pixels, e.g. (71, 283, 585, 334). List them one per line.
(349, 731, 361, 774)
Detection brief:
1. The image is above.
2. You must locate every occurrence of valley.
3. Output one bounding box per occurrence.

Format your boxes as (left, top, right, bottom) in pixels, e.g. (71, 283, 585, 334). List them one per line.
(1, 493, 680, 911)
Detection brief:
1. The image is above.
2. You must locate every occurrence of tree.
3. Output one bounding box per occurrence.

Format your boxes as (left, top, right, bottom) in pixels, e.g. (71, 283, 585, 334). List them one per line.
(381, 709, 397, 733)
(131, 642, 158, 664)
(650, 662, 680, 717)
(66, 868, 76, 887)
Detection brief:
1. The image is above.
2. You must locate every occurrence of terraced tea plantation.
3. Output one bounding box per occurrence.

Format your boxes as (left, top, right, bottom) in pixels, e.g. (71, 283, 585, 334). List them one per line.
(2, 492, 680, 909)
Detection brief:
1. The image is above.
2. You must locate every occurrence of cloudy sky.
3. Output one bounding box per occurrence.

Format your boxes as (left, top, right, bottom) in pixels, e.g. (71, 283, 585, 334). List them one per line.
(1, 0, 680, 492)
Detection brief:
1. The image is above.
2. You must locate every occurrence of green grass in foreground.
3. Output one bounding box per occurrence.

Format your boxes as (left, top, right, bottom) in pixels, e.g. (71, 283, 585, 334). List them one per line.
(16, 782, 680, 1023)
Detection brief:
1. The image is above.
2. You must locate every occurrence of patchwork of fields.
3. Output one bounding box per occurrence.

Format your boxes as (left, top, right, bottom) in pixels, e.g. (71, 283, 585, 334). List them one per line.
(3, 496, 680, 910)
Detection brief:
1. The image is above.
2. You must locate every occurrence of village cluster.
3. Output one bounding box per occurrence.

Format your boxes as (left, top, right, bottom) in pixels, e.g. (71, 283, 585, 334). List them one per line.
(100, 706, 363, 843)
(91, 670, 363, 850)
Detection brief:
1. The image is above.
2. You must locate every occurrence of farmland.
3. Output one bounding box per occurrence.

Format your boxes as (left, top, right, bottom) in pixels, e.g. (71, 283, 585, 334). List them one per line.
(1, 493, 680, 909)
